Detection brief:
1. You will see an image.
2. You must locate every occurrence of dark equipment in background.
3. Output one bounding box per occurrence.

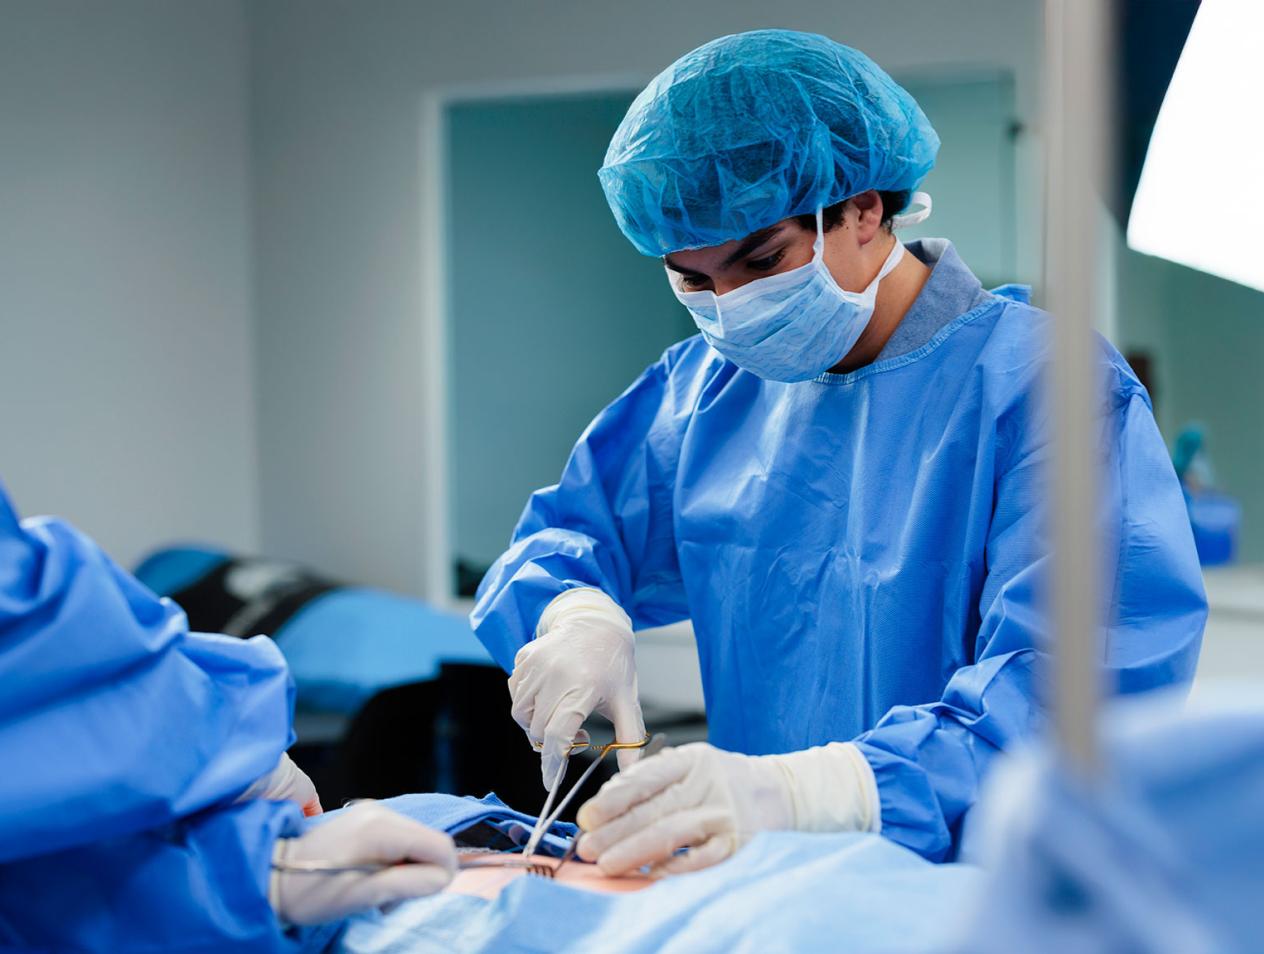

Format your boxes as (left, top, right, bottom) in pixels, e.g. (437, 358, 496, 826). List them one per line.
(455, 557, 491, 599)
(157, 553, 617, 819)
(289, 662, 618, 817)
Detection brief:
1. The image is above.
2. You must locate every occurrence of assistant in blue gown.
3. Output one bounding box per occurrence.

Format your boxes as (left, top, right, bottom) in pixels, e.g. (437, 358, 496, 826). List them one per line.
(472, 241, 1208, 862)
(0, 482, 304, 952)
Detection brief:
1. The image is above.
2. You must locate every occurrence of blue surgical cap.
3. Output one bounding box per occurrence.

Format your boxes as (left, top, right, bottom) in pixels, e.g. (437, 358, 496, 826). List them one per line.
(599, 30, 940, 257)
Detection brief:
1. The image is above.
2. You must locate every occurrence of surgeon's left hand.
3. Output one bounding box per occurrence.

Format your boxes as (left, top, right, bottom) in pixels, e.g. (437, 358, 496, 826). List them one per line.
(243, 752, 324, 817)
(270, 801, 457, 926)
(576, 741, 879, 877)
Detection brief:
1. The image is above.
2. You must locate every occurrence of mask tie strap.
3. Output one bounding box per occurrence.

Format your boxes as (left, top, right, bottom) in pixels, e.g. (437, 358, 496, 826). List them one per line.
(891, 191, 932, 229)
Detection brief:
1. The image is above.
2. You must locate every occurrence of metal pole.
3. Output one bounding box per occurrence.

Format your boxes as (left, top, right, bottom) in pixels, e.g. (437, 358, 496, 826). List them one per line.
(1042, 0, 1113, 773)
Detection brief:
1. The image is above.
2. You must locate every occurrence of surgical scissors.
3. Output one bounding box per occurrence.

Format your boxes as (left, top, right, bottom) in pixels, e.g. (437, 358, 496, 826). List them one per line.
(522, 732, 666, 862)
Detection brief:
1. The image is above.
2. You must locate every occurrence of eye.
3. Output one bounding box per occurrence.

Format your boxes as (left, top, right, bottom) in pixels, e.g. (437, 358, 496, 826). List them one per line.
(679, 273, 711, 291)
(746, 249, 786, 272)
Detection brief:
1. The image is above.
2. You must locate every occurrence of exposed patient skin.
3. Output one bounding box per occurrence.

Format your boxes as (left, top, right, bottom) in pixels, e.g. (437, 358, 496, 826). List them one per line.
(449, 853, 652, 899)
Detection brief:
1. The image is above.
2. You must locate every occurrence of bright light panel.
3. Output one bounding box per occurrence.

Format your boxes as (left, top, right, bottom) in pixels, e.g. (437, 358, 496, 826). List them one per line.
(1127, 0, 1264, 291)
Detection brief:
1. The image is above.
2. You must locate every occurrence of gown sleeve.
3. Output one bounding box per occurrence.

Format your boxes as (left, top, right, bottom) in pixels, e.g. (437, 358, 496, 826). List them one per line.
(853, 362, 1207, 862)
(0, 799, 308, 954)
(471, 349, 694, 672)
(0, 482, 295, 863)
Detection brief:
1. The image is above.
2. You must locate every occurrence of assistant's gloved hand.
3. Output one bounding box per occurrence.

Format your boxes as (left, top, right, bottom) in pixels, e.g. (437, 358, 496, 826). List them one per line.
(508, 588, 646, 790)
(243, 752, 324, 817)
(576, 741, 880, 877)
(269, 801, 457, 926)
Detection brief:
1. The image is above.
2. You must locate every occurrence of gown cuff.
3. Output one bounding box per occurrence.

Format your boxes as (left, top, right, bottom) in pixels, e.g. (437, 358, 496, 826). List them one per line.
(853, 739, 954, 861)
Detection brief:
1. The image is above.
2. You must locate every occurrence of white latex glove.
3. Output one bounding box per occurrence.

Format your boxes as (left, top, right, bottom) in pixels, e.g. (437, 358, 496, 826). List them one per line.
(508, 588, 646, 790)
(576, 741, 880, 877)
(243, 752, 324, 817)
(269, 801, 457, 926)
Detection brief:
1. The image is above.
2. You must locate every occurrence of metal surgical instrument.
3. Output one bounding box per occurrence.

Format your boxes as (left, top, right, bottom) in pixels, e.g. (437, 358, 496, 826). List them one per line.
(521, 732, 662, 861)
(275, 853, 559, 879)
(549, 732, 668, 878)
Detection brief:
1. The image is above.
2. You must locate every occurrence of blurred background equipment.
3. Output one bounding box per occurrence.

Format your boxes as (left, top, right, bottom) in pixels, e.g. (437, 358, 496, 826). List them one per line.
(133, 545, 707, 812)
(1172, 424, 1242, 567)
(132, 547, 538, 809)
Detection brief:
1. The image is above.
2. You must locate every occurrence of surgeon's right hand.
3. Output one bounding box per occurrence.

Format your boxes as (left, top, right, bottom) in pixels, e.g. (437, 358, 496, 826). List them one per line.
(509, 588, 646, 791)
(269, 801, 457, 926)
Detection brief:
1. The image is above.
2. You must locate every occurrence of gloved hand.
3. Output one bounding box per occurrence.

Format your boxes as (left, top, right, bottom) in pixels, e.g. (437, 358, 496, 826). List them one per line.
(269, 801, 457, 926)
(243, 752, 324, 817)
(576, 741, 880, 877)
(508, 588, 646, 790)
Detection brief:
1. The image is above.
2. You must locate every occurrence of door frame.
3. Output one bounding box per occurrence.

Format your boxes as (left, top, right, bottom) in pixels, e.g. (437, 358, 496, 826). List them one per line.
(417, 74, 649, 608)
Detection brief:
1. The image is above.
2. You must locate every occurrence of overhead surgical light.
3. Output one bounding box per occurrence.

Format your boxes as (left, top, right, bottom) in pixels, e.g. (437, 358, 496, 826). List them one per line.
(1126, 0, 1264, 292)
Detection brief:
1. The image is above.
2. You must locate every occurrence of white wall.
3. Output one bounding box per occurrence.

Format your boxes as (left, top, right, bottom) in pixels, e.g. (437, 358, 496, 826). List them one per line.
(247, 0, 1044, 595)
(0, 0, 259, 569)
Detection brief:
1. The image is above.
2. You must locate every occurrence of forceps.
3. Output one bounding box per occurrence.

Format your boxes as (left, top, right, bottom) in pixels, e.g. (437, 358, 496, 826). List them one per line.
(274, 854, 559, 878)
(522, 732, 667, 863)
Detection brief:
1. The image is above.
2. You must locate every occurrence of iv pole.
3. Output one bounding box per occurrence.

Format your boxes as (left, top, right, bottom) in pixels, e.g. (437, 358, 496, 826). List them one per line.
(1043, 0, 1114, 773)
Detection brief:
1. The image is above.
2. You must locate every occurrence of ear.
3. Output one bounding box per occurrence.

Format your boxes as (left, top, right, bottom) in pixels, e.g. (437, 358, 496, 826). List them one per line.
(847, 190, 885, 246)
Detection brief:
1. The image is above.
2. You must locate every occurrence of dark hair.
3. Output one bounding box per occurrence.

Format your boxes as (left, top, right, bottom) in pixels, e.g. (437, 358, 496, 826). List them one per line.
(794, 189, 910, 233)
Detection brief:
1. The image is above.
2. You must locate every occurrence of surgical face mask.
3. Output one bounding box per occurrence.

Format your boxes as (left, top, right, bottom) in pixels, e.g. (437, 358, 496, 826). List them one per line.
(670, 199, 924, 383)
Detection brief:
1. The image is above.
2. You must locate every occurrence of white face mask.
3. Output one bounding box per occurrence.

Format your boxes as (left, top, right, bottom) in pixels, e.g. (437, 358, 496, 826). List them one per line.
(670, 197, 922, 382)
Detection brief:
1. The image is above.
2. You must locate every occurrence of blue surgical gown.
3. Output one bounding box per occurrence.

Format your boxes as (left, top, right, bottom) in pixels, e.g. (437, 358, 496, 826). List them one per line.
(0, 482, 304, 952)
(472, 253, 1207, 861)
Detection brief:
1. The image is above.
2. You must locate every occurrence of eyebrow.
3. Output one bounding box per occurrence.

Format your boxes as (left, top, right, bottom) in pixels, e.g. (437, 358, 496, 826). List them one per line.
(662, 255, 704, 277)
(663, 225, 786, 276)
(720, 225, 785, 268)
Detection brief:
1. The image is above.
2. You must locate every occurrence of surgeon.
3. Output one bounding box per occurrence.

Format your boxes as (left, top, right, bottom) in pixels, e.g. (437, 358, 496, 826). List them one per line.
(0, 480, 456, 952)
(471, 29, 1207, 873)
